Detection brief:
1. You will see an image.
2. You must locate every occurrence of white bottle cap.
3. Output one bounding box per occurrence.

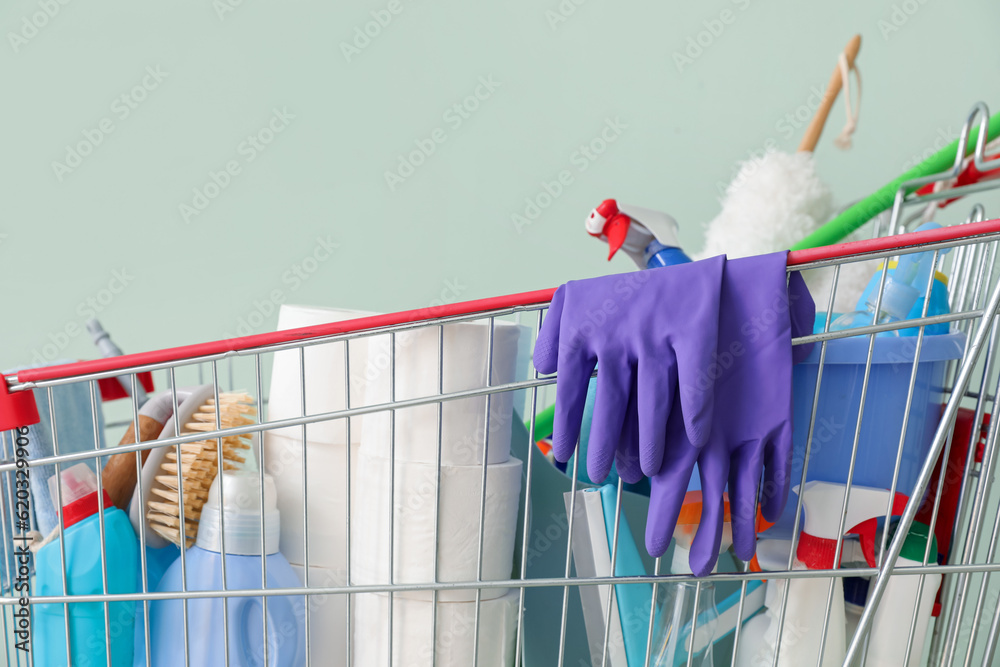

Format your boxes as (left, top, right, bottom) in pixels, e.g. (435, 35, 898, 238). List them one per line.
(48, 463, 99, 509)
(671, 543, 691, 575)
(754, 538, 798, 571)
(196, 471, 281, 555)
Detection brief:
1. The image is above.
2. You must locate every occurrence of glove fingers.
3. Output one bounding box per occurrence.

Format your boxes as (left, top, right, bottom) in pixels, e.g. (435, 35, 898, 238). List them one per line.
(645, 445, 699, 558)
(636, 351, 676, 477)
(550, 347, 597, 464)
(532, 286, 566, 375)
(688, 453, 729, 577)
(614, 377, 643, 484)
(728, 440, 765, 561)
(761, 421, 794, 522)
(672, 258, 724, 448)
(587, 360, 633, 483)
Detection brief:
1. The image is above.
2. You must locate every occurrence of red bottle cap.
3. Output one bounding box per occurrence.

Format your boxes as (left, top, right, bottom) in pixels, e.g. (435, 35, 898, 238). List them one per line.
(61, 489, 115, 529)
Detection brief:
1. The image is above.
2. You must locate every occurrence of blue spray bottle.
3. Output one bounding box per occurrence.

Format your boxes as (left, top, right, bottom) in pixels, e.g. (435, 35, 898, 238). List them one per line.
(33, 463, 140, 666)
(831, 222, 952, 336)
(148, 471, 304, 666)
(850, 222, 952, 336)
(577, 200, 693, 491)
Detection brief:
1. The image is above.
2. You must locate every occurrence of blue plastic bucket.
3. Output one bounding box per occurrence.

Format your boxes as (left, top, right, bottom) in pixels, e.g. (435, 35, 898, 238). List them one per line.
(772, 331, 966, 536)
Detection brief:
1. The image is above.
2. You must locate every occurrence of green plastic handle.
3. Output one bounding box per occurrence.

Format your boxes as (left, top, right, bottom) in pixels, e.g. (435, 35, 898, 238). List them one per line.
(530, 112, 1000, 438)
(791, 111, 1000, 250)
(528, 403, 555, 441)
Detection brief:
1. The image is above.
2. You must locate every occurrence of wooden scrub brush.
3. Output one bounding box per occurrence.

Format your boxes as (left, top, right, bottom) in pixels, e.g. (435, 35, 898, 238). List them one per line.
(128, 385, 258, 548)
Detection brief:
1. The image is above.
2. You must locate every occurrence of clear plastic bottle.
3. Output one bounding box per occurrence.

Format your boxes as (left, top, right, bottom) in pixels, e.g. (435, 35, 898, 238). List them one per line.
(651, 581, 719, 666)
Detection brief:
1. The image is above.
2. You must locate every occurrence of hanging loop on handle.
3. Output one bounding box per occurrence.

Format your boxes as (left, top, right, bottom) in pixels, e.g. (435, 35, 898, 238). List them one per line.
(833, 51, 862, 150)
(798, 34, 862, 153)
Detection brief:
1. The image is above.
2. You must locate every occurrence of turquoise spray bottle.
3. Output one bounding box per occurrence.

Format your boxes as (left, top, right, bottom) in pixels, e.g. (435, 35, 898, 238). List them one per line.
(33, 463, 140, 666)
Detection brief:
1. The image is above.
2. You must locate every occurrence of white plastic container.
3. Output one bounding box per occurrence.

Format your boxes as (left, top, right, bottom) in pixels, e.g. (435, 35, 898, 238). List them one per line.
(734, 539, 846, 667)
(351, 451, 522, 601)
(737, 482, 902, 667)
(867, 521, 939, 667)
(361, 321, 521, 465)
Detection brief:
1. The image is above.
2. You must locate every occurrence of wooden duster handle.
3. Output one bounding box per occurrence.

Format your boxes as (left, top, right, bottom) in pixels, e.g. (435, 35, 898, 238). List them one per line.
(102, 414, 164, 510)
(798, 34, 862, 153)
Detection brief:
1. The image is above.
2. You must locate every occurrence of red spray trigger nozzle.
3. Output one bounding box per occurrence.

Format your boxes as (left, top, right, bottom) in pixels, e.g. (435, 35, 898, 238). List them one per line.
(586, 199, 620, 237)
(604, 214, 631, 260)
(595, 199, 619, 219)
(585, 198, 632, 260)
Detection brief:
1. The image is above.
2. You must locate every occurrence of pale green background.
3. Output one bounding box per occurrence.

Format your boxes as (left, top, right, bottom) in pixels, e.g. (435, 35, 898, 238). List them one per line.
(2, 0, 999, 368)
(3, 2, 1000, 664)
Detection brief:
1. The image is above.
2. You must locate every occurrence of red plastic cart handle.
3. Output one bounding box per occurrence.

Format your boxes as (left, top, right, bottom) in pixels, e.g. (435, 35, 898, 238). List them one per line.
(0, 372, 40, 430)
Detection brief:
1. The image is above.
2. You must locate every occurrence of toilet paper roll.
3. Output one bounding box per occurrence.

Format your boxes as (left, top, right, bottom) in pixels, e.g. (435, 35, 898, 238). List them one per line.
(352, 452, 522, 602)
(264, 431, 359, 569)
(267, 304, 382, 444)
(361, 321, 521, 465)
(353, 590, 519, 667)
(289, 563, 350, 667)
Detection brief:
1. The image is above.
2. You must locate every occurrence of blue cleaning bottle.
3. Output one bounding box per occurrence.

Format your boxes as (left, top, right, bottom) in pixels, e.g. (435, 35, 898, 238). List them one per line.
(33, 463, 140, 666)
(829, 268, 920, 336)
(853, 223, 952, 336)
(831, 241, 931, 336)
(833, 222, 952, 336)
(148, 471, 305, 666)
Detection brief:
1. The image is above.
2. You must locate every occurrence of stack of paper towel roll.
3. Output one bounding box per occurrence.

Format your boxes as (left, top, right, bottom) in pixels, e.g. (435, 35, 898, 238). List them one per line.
(353, 320, 524, 667)
(263, 304, 378, 666)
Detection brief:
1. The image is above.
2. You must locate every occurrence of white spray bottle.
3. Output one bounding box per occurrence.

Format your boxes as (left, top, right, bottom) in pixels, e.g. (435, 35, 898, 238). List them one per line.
(585, 199, 692, 269)
(866, 520, 939, 667)
(735, 481, 907, 667)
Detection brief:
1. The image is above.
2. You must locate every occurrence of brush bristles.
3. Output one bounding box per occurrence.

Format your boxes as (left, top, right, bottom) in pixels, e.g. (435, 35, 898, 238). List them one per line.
(146, 392, 256, 548)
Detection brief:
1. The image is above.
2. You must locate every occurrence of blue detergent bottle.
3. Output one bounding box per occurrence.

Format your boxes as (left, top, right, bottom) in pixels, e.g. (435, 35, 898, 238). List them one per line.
(854, 223, 952, 336)
(831, 248, 931, 336)
(831, 222, 951, 336)
(148, 471, 305, 666)
(829, 268, 919, 336)
(33, 463, 140, 666)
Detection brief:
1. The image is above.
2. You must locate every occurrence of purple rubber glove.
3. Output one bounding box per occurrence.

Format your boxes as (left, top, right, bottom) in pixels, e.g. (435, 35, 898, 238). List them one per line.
(533, 256, 726, 484)
(646, 252, 815, 576)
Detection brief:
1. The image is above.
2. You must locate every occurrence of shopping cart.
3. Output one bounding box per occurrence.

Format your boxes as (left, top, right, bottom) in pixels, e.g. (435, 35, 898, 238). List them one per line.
(3, 102, 1000, 667)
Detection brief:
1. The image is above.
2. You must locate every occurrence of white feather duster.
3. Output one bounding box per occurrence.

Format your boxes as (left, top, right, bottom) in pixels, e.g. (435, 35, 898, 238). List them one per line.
(698, 151, 834, 260)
